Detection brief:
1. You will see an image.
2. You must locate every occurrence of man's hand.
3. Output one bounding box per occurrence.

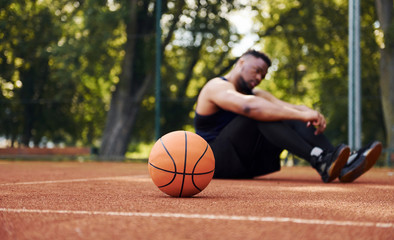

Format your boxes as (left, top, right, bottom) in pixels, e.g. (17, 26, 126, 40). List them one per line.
(305, 110, 327, 135)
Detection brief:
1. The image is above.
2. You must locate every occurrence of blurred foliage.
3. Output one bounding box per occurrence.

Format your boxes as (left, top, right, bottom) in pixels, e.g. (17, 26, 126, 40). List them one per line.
(0, 0, 124, 147)
(254, 0, 384, 146)
(0, 0, 386, 157)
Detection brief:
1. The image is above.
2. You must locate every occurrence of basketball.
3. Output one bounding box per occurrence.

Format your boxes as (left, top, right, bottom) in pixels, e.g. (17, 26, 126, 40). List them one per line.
(148, 130, 215, 197)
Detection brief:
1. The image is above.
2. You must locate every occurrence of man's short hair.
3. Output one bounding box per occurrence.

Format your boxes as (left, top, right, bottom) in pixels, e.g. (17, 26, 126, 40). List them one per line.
(241, 49, 272, 67)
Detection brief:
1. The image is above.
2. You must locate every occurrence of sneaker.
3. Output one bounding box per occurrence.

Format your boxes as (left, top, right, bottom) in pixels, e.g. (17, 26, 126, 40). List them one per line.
(311, 144, 350, 183)
(339, 141, 382, 183)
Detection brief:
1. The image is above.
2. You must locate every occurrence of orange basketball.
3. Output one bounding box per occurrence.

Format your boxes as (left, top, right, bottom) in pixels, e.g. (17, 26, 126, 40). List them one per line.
(148, 130, 215, 197)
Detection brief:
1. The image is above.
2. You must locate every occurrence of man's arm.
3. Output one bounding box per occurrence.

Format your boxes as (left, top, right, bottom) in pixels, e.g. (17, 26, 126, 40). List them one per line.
(197, 79, 324, 128)
(253, 89, 308, 111)
(252, 88, 326, 134)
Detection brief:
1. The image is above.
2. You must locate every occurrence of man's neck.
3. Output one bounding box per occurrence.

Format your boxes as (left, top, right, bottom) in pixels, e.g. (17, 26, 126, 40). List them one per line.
(224, 73, 252, 95)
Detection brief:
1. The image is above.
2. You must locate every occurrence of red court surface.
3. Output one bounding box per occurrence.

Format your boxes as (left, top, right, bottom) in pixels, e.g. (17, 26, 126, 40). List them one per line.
(0, 161, 393, 240)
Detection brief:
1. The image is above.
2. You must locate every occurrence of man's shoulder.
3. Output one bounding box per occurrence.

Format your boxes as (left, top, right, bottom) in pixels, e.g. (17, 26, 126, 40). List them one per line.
(205, 77, 233, 89)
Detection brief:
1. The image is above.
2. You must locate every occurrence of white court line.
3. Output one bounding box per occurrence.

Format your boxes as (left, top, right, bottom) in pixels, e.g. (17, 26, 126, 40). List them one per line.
(0, 208, 392, 229)
(0, 175, 149, 186)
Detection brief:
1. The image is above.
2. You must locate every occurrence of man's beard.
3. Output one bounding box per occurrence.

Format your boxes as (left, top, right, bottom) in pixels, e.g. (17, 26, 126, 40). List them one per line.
(239, 76, 253, 95)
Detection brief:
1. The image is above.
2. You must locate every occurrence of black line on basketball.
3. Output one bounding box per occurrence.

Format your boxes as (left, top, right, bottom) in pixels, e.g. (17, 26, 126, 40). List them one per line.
(179, 131, 188, 197)
(191, 143, 209, 191)
(149, 162, 213, 175)
(156, 137, 177, 188)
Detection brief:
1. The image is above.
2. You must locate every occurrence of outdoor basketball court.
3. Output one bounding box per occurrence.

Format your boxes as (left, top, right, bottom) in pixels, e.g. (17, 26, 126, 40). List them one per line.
(0, 160, 393, 239)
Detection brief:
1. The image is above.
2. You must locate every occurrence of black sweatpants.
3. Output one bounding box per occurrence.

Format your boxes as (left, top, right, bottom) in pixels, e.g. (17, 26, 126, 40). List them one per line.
(209, 116, 334, 179)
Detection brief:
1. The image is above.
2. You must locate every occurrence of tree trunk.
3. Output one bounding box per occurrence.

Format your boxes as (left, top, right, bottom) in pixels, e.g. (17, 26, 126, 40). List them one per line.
(375, 0, 394, 156)
(99, 0, 185, 158)
(99, 74, 153, 158)
(99, 0, 151, 158)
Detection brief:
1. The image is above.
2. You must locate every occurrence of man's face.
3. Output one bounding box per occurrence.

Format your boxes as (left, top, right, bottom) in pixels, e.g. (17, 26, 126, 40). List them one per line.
(238, 55, 269, 90)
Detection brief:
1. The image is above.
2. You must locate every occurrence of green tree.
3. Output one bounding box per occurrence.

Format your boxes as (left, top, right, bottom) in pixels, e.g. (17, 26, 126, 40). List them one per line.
(0, 1, 64, 146)
(0, 0, 122, 147)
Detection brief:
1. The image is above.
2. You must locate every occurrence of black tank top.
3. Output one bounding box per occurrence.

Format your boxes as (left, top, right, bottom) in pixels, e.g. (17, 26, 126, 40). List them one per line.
(194, 110, 237, 142)
(194, 77, 237, 142)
